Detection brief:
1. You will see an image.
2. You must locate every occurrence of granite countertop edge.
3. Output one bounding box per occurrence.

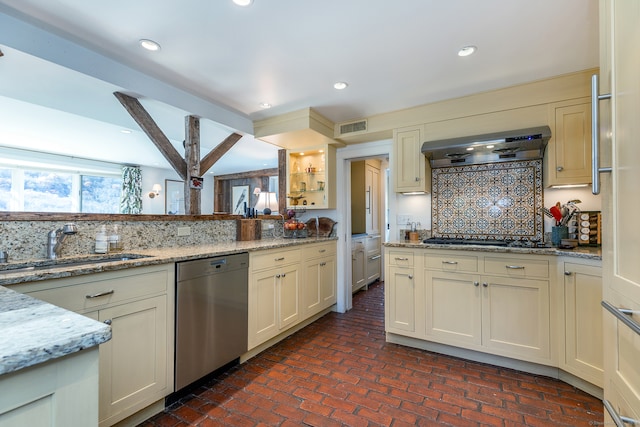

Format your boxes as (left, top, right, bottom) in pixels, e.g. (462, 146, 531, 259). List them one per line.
(0, 286, 111, 376)
(0, 237, 335, 376)
(383, 241, 602, 260)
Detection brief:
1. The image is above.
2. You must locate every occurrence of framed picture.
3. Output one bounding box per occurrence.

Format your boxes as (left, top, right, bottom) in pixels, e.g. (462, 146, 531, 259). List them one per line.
(165, 179, 184, 215)
(232, 185, 249, 215)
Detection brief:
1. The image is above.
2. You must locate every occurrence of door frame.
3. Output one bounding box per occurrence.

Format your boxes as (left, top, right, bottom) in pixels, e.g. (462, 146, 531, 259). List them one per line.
(335, 139, 393, 312)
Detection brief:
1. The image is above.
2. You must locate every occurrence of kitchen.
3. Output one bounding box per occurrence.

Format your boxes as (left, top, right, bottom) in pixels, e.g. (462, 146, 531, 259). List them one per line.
(1, 1, 639, 426)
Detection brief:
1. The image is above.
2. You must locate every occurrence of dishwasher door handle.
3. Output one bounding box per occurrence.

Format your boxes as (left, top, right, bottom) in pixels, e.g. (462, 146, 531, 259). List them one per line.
(210, 259, 227, 267)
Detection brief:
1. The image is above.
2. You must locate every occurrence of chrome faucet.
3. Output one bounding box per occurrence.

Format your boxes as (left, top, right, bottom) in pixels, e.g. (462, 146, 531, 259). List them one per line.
(46, 223, 78, 259)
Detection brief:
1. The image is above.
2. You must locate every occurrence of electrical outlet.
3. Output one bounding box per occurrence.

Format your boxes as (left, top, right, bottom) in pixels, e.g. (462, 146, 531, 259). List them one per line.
(397, 214, 411, 225)
(267, 224, 275, 230)
(177, 226, 191, 236)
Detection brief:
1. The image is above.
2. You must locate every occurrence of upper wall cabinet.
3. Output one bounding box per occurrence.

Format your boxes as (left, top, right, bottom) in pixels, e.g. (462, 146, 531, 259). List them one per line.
(545, 99, 593, 187)
(393, 125, 431, 193)
(286, 145, 336, 209)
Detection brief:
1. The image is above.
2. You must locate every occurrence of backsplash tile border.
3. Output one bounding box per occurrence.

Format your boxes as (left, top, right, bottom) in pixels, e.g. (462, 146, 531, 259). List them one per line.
(432, 159, 543, 241)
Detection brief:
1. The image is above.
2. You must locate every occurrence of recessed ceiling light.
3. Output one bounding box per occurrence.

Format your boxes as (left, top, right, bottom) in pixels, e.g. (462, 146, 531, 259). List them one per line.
(259, 102, 272, 109)
(299, 152, 305, 156)
(233, 0, 253, 6)
(333, 82, 348, 90)
(466, 147, 474, 151)
(486, 145, 495, 149)
(120, 129, 132, 134)
(458, 45, 477, 57)
(139, 39, 161, 51)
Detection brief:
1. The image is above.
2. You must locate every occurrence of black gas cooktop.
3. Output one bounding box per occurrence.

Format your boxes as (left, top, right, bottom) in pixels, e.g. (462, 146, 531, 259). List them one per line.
(422, 238, 550, 249)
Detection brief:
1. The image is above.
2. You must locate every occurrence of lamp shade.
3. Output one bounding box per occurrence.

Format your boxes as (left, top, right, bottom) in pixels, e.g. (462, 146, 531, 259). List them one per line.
(254, 192, 278, 214)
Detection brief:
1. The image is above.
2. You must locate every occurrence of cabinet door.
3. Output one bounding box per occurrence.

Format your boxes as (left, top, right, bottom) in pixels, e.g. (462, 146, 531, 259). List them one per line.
(302, 260, 322, 317)
(249, 269, 278, 349)
(393, 126, 430, 193)
(481, 276, 550, 363)
(98, 295, 167, 425)
(549, 102, 592, 185)
(278, 265, 300, 330)
(562, 262, 603, 387)
(319, 256, 337, 310)
(352, 241, 366, 292)
(602, 0, 640, 420)
(386, 266, 417, 333)
(426, 271, 481, 346)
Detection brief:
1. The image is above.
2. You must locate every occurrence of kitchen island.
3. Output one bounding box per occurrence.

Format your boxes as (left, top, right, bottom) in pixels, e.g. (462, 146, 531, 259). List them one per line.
(0, 236, 337, 427)
(383, 241, 603, 398)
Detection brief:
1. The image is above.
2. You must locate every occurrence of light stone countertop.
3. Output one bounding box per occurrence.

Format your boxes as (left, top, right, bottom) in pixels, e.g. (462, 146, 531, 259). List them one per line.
(0, 286, 111, 375)
(0, 237, 335, 376)
(384, 240, 602, 260)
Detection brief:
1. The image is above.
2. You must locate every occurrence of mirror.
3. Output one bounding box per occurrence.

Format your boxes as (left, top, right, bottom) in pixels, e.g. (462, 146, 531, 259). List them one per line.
(0, 44, 280, 215)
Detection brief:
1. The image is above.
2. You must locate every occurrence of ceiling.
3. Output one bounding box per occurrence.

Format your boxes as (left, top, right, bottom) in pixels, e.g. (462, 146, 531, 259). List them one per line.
(0, 0, 599, 172)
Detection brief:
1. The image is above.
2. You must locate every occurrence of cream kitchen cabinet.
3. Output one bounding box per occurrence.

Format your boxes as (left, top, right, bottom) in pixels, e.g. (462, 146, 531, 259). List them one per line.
(248, 248, 301, 350)
(425, 253, 551, 364)
(286, 145, 336, 209)
(351, 236, 366, 293)
(13, 264, 174, 427)
(393, 125, 431, 193)
(385, 250, 422, 337)
(248, 241, 338, 351)
(545, 99, 592, 187)
(365, 234, 382, 284)
(560, 259, 603, 388)
(302, 242, 337, 318)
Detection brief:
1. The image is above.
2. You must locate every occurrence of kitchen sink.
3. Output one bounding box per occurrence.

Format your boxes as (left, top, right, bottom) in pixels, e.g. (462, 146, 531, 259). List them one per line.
(0, 254, 151, 275)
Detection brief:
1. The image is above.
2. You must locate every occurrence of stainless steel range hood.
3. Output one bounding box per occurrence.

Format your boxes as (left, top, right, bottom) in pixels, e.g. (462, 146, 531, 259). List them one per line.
(421, 126, 551, 168)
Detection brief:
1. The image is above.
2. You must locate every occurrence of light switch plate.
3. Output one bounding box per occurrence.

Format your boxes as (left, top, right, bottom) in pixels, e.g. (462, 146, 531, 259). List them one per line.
(177, 226, 191, 236)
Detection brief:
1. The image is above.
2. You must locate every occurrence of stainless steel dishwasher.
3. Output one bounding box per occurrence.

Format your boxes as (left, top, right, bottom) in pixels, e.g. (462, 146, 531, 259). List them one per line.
(175, 252, 249, 391)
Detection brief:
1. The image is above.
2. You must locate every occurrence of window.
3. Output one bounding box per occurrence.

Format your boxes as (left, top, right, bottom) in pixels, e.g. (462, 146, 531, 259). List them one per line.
(0, 148, 123, 213)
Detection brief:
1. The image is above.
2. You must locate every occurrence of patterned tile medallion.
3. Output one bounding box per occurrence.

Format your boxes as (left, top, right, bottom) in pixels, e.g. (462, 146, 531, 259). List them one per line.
(432, 160, 543, 241)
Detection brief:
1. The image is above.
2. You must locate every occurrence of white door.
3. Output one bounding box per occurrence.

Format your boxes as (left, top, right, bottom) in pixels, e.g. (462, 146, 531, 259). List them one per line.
(600, 0, 640, 423)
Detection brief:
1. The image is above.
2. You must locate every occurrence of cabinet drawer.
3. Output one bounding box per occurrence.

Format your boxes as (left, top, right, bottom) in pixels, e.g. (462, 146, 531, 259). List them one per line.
(302, 242, 336, 259)
(484, 257, 549, 278)
(388, 251, 414, 267)
(251, 249, 300, 271)
(425, 253, 478, 272)
(27, 268, 169, 313)
(365, 235, 381, 251)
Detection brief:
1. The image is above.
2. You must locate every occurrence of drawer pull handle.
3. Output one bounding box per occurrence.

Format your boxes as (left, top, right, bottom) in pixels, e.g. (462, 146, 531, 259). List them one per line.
(395, 257, 409, 261)
(103, 319, 112, 325)
(397, 273, 413, 279)
(86, 290, 114, 299)
(370, 255, 381, 260)
(319, 249, 326, 253)
(275, 257, 285, 261)
(506, 265, 525, 270)
(603, 399, 638, 427)
(602, 300, 640, 336)
(442, 261, 458, 265)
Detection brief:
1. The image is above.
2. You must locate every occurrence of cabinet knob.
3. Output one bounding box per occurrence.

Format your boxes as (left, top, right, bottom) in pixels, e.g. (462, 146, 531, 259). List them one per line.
(474, 281, 480, 287)
(482, 283, 488, 287)
(104, 319, 112, 325)
(415, 177, 420, 182)
(282, 273, 286, 278)
(557, 166, 564, 171)
(275, 274, 281, 278)
(564, 271, 573, 276)
(408, 274, 413, 279)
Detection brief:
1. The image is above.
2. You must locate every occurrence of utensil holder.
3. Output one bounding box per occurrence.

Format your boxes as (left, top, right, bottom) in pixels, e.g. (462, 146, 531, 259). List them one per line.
(551, 226, 568, 246)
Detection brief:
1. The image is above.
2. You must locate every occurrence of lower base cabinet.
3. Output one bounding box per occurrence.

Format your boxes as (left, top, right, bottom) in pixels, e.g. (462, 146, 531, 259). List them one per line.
(249, 241, 337, 350)
(385, 247, 603, 391)
(12, 264, 174, 427)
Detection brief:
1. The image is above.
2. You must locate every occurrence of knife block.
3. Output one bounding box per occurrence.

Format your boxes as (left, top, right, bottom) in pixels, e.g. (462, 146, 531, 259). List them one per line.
(236, 219, 262, 241)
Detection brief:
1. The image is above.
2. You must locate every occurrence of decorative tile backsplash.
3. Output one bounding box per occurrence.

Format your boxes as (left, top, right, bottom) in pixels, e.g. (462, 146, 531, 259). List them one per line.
(432, 160, 543, 241)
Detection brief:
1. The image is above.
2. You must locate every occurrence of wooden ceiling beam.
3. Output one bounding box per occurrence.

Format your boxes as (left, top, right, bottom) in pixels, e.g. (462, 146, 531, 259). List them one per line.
(114, 91, 187, 180)
(200, 132, 243, 174)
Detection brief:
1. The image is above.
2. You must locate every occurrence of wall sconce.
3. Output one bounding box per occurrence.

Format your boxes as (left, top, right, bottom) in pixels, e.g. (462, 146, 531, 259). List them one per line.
(148, 183, 162, 198)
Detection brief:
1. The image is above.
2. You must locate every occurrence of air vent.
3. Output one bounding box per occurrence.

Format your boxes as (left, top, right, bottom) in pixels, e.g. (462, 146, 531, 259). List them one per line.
(339, 120, 367, 135)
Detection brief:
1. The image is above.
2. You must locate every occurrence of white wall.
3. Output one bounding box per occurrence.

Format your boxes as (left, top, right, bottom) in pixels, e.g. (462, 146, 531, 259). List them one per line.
(140, 166, 216, 215)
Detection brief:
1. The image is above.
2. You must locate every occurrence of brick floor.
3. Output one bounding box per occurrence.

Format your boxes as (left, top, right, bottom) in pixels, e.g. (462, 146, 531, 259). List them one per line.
(139, 281, 604, 426)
